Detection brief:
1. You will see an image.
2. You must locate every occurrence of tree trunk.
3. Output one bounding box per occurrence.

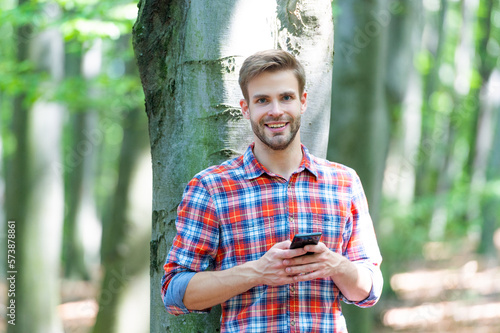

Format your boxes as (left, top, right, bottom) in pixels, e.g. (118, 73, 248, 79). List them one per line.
(6, 3, 66, 331)
(414, 0, 448, 199)
(327, 0, 392, 331)
(62, 42, 93, 280)
(478, 90, 500, 259)
(132, 0, 333, 331)
(382, 1, 424, 207)
(466, 0, 497, 248)
(92, 105, 149, 332)
(470, 0, 499, 256)
(5, 12, 31, 332)
(328, 0, 390, 228)
(92, 34, 150, 332)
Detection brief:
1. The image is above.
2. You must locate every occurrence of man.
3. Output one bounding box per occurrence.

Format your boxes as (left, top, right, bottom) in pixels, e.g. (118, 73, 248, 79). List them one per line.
(161, 49, 383, 332)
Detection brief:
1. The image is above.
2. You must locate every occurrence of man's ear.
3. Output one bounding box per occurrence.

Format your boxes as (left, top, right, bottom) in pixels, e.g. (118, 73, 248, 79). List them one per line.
(300, 92, 308, 114)
(240, 99, 250, 119)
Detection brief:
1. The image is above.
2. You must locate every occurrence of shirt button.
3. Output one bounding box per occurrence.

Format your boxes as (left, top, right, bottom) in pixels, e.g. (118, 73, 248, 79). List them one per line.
(291, 320, 295, 326)
(290, 286, 295, 292)
(289, 217, 294, 222)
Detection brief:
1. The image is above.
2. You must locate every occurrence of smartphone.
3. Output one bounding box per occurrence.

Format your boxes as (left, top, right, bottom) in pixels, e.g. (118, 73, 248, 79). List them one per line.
(290, 232, 322, 254)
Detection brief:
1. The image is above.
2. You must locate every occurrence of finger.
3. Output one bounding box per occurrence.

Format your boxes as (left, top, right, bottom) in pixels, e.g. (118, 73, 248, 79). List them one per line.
(303, 242, 324, 253)
(273, 240, 292, 249)
(293, 270, 322, 282)
(283, 248, 307, 259)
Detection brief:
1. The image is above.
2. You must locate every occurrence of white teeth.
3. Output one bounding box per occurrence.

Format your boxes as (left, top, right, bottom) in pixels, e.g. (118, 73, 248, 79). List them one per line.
(268, 123, 285, 128)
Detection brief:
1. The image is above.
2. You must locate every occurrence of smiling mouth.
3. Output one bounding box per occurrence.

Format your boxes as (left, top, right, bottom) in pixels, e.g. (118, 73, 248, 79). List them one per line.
(266, 123, 287, 129)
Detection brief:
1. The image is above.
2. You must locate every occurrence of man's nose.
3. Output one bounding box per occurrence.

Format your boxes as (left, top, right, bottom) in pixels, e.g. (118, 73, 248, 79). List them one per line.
(267, 100, 284, 116)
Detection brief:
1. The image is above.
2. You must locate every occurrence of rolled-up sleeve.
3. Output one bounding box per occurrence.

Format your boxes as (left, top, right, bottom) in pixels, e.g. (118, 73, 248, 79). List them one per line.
(341, 172, 383, 307)
(160, 176, 219, 315)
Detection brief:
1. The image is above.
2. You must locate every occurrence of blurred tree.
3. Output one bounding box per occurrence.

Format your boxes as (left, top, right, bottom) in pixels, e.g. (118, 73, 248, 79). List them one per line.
(92, 103, 149, 333)
(414, 0, 448, 200)
(3, 1, 147, 332)
(469, 0, 499, 258)
(5, 1, 66, 332)
(428, 0, 478, 240)
(62, 40, 93, 280)
(382, 0, 424, 207)
(133, 0, 333, 331)
(328, 0, 398, 331)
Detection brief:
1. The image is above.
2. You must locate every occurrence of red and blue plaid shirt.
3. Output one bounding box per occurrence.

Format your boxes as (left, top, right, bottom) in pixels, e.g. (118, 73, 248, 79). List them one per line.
(162, 144, 383, 332)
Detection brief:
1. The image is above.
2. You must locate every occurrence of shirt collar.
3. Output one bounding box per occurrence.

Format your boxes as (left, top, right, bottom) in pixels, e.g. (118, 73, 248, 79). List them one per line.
(243, 143, 319, 180)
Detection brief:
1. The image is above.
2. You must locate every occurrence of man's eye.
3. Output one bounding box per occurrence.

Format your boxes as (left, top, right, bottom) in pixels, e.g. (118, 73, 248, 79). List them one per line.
(283, 95, 293, 101)
(257, 98, 267, 104)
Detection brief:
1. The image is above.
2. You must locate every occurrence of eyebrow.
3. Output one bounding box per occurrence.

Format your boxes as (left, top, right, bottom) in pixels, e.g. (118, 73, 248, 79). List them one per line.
(251, 94, 269, 100)
(251, 90, 297, 100)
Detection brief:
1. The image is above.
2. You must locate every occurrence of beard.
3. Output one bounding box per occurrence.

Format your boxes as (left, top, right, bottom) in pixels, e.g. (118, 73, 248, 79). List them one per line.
(250, 114, 301, 151)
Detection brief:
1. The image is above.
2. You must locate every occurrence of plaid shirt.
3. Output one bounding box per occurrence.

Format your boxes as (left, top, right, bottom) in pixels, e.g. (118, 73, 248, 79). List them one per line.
(162, 144, 383, 332)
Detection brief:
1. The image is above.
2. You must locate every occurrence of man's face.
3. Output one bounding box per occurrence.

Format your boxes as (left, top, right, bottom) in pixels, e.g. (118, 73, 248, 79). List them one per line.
(240, 70, 307, 151)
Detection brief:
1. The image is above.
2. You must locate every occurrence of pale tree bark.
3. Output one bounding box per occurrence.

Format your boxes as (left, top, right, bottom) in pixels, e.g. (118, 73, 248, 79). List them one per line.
(132, 0, 333, 331)
(469, 0, 499, 259)
(92, 105, 149, 333)
(6, 2, 65, 332)
(382, 1, 424, 207)
(415, 0, 448, 198)
(92, 36, 150, 333)
(478, 73, 500, 259)
(428, 0, 479, 240)
(466, 0, 498, 256)
(62, 42, 95, 280)
(327, 0, 391, 331)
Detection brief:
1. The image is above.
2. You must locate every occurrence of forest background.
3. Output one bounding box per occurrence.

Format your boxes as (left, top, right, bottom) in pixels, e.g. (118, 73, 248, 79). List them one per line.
(1, 0, 499, 332)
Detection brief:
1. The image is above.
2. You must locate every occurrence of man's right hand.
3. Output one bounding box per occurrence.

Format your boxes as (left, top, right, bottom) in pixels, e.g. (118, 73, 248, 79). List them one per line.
(251, 240, 308, 286)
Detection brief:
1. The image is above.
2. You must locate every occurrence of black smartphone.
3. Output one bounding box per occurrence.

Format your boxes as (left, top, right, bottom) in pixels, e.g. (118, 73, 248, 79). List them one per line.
(290, 232, 322, 254)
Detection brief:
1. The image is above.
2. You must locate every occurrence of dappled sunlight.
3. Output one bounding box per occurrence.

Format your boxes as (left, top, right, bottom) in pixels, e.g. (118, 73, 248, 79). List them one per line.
(58, 299, 97, 330)
(494, 228, 500, 251)
(383, 301, 500, 331)
(390, 260, 500, 300)
(382, 250, 500, 332)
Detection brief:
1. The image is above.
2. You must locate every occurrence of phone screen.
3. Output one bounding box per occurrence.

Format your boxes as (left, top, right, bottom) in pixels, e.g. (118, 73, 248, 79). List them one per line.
(290, 232, 322, 250)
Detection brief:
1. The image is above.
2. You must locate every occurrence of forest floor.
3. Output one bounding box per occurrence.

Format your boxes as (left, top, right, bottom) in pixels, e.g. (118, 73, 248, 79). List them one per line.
(1, 246, 499, 333)
(373, 246, 500, 333)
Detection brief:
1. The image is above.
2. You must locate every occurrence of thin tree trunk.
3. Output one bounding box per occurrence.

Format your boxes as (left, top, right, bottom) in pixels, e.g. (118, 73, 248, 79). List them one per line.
(6, 3, 66, 331)
(5, 14, 31, 332)
(133, 1, 333, 331)
(327, 0, 392, 331)
(465, 0, 495, 231)
(470, 0, 498, 256)
(92, 105, 149, 332)
(429, 0, 479, 240)
(383, 1, 424, 206)
(414, 0, 448, 199)
(478, 92, 500, 258)
(91, 34, 149, 332)
(62, 42, 92, 280)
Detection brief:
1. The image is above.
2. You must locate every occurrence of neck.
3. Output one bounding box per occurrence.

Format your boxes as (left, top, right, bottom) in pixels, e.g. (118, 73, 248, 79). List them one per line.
(253, 139, 303, 180)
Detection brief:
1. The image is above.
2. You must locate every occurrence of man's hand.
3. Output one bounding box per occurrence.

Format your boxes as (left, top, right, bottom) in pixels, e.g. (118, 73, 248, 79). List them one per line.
(252, 240, 308, 286)
(184, 240, 372, 311)
(282, 242, 373, 302)
(184, 240, 307, 310)
(282, 242, 344, 281)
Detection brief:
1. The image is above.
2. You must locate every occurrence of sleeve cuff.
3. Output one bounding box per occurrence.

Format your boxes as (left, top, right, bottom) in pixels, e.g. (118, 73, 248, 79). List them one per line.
(341, 262, 383, 307)
(164, 271, 196, 313)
